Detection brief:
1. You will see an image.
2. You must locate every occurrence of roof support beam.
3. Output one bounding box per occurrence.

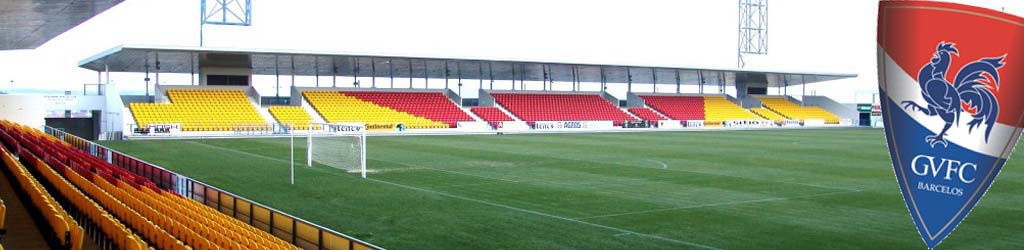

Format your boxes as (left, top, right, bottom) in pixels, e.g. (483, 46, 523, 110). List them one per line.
(511, 63, 516, 91)
(315, 56, 320, 88)
(290, 55, 295, 88)
(352, 57, 360, 88)
(600, 66, 606, 91)
(676, 69, 681, 94)
(651, 68, 657, 93)
(626, 67, 633, 93)
(274, 55, 280, 98)
(698, 70, 705, 95)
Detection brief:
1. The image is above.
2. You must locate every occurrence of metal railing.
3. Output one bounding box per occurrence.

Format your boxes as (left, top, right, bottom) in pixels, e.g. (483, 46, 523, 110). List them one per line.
(44, 127, 384, 250)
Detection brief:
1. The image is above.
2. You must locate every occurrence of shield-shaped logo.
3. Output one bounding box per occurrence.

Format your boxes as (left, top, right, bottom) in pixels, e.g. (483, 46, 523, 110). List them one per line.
(878, 1, 1024, 248)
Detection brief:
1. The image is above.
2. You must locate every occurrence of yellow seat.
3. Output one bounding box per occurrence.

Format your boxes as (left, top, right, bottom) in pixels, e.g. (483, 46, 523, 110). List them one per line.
(758, 97, 841, 124)
(129, 89, 266, 131)
(304, 91, 448, 130)
(703, 96, 761, 126)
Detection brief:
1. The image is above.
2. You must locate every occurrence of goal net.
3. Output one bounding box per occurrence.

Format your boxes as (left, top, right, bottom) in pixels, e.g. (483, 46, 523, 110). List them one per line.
(301, 122, 367, 178)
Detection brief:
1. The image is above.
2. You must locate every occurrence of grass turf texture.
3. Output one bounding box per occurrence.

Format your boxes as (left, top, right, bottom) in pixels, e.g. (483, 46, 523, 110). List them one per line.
(99, 128, 1024, 249)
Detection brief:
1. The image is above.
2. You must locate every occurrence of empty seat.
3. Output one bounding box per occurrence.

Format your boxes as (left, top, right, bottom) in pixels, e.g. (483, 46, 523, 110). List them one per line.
(639, 95, 705, 121)
(0, 121, 300, 250)
(758, 97, 841, 124)
(344, 91, 474, 128)
(129, 89, 266, 131)
(703, 96, 761, 124)
(268, 106, 314, 130)
(304, 91, 456, 129)
(470, 107, 514, 127)
(626, 107, 666, 121)
(491, 93, 635, 125)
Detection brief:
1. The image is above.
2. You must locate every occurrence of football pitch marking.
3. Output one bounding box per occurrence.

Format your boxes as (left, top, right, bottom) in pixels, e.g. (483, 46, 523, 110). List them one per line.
(187, 139, 860, 249)
(372, 158, 523, 183)
(186, 141, 289, 164)
(188, 141, 720, 249)
(364, 177, 723, 250)
(645, 159, 669, 169)
(574, 190, 862, 220)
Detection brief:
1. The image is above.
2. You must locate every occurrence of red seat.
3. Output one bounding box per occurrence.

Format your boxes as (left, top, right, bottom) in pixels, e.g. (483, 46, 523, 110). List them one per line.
(639, 95, 705, 121)
(627, 107, 667, 121)
(343, 91, 475, 128)
(491, 93, 636, 126)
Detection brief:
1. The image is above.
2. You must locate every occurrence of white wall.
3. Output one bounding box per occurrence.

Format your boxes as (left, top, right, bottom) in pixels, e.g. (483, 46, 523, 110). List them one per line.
(0, 95, 47, 128)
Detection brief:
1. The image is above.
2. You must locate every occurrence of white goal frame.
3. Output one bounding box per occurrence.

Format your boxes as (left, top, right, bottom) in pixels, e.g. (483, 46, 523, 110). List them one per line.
(297, 122, 367, 180)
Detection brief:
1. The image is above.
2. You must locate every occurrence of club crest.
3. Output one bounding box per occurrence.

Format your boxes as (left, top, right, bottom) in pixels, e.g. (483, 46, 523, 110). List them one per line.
(900, 42, 1004, 148)
(878, 1, 1024, 249)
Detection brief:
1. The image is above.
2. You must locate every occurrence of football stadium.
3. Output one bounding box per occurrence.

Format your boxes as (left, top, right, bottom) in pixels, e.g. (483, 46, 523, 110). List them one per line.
(1, 0, 1022, 249)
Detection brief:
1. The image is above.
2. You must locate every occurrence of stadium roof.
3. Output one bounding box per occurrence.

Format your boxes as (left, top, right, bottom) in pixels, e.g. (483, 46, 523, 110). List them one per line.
(1, 0, 123, 50)
(79, 44, 857, 85)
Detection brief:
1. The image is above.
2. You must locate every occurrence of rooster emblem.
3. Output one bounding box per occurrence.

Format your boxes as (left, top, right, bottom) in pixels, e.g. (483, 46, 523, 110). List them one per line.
(901, 42, 1005, 148)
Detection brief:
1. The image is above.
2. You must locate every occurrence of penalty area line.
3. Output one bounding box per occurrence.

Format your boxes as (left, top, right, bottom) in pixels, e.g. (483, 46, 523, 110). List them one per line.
(365, 177, 722, 250)
(575, 190, 862, 220)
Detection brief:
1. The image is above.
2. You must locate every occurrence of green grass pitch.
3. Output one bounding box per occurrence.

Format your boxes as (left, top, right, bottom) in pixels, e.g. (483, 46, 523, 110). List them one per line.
(99, 128, 1024, 249)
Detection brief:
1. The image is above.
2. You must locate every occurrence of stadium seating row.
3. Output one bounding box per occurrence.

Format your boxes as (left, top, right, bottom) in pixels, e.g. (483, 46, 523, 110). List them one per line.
(0, 136, 84, 249)
(758, 97, 841, 124)
(639, 95, 760, 125)
(640, 95, 705, 121)
(626, 107, 666, 121)
(470, 107, 515, 127)
(492, 93, 635, 126)
(268, 106, 315, 130)
(344, 92, 474, 127)
(130, 89, 267, 131)
(0, 121, 300, 250)
(304, 91, 450, 129)
(24, 149, 149, 250)
(703, 96, 761, 125)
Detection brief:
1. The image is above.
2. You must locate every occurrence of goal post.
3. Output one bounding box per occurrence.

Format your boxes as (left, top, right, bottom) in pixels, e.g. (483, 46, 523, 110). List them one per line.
(302, 122, 367, 178)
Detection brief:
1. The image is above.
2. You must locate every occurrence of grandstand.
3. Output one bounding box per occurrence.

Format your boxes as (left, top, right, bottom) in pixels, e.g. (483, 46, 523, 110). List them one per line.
(60, 44, 860, 135)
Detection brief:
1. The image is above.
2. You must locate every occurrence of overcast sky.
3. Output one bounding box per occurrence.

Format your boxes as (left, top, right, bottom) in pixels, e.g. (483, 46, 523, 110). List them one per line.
(0, 0, 1020, 103)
